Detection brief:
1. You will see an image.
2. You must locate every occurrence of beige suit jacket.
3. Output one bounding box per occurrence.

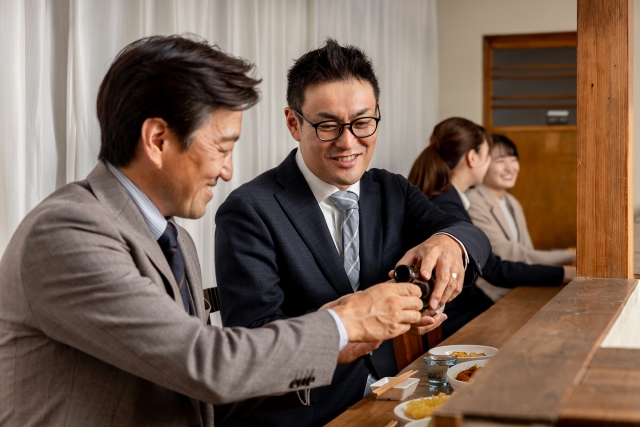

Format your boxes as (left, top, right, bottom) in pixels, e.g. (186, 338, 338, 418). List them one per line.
(0, 162, 339, 427)
(466, 184, 575, 266)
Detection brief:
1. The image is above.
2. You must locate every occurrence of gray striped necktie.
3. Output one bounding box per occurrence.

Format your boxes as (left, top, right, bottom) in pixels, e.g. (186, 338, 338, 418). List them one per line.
(329, 190, 360, 291)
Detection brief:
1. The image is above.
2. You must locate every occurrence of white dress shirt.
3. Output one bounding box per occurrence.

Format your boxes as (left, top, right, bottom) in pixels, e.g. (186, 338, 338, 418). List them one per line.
(107, 162, 173, 239)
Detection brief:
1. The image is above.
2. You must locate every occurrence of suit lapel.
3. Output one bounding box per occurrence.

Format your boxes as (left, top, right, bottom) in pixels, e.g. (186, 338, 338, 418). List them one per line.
(275, 150, 354, 297)
(445, 187, 473, 221)
(359, 174, 383, 289)
(479, 184, 515, 242)
(86, 162, 183, 310)
(178, 231, 204, 320)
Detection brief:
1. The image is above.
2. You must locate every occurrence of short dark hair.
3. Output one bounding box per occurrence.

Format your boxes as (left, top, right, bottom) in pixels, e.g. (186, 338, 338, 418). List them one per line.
(286, 38, 380, 113)
(491, 134, 519, 159)
(97, 35, 261, 167)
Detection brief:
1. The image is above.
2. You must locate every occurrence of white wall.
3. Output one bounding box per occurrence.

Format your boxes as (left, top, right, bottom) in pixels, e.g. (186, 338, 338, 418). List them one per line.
(437, 0, 577, 123)
(601, 282, 640, 348)
(437, 0, 640, 215)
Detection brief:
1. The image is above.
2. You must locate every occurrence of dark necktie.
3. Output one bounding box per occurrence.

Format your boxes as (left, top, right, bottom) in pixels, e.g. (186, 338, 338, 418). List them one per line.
(157, 222, 191, 313)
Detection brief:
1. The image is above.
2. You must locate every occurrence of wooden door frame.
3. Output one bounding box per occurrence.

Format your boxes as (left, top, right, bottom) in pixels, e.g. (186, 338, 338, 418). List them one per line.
(483, 32, 577, 130)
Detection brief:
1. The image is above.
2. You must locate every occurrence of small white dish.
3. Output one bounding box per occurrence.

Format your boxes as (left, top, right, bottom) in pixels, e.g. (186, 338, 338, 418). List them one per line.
(428, 344, 498, 363)
(370, 377, 419, 400)
(393, 398, 434, 423)
(446, 359, 488, 391)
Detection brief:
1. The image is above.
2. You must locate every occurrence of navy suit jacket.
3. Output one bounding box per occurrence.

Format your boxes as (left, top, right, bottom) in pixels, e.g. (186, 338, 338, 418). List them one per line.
(430, 187, 564, 338)
(215, 150, 491, 427)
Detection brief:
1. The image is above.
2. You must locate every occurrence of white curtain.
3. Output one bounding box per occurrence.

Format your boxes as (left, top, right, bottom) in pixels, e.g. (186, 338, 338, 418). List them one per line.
(0, 1, 438, 321)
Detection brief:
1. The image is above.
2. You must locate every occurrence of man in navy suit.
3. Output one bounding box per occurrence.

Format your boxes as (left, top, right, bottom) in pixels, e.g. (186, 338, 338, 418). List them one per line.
(215, 39, 491, 427)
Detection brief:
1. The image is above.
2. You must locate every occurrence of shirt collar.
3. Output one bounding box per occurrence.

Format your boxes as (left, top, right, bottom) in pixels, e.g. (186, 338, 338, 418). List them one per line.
(295, 148, 360, 203)
(453, 184, 471, 211)
(106, 161, 174, 240)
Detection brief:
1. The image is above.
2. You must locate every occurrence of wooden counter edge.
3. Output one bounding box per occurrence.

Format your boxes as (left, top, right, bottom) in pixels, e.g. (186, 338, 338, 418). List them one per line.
(432, 278, 638, 426)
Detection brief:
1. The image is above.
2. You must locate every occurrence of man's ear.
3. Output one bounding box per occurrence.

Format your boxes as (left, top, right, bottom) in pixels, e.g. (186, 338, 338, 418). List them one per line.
(284, 108, 302, 142)
(139, 118, 170, 168)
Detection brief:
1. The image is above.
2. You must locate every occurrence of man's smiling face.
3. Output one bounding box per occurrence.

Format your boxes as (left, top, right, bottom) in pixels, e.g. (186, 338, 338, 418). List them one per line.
(286, 79, 378, 189)
(158, 109, 241, 219)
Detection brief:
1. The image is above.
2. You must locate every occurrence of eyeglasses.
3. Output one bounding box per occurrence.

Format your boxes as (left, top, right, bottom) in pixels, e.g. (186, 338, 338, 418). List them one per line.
(293, 106, 381, 141)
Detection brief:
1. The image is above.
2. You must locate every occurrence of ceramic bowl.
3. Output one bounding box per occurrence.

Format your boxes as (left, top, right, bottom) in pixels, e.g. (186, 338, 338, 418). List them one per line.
(428, 344, 498, 363)
(405, 418, 432, 427)
(446, 359, 489, 391)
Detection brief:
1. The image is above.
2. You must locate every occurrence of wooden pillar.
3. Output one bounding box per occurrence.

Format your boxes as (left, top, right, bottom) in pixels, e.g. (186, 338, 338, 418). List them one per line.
(577, 0, 634, 278)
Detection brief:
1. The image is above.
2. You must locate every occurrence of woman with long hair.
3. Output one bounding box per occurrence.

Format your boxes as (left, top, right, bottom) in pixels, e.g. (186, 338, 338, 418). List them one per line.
(408, 118, 574, 338)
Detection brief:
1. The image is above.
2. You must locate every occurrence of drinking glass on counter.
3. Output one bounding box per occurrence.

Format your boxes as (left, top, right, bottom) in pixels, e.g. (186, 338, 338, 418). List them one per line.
(423, 355, 457, 386)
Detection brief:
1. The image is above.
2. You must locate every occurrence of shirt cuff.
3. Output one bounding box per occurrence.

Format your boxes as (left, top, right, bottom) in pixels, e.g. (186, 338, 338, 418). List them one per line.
(326, 308, 349, 351)
(433, 232, 469, 270)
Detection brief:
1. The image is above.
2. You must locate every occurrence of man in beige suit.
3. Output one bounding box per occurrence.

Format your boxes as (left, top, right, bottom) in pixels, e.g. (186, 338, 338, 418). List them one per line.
(0, 35, 424, 427)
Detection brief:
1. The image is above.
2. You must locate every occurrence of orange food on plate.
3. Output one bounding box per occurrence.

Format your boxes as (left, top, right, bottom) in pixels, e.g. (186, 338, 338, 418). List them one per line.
(450, 351, 486, 358)
(455, 365, 481, 382)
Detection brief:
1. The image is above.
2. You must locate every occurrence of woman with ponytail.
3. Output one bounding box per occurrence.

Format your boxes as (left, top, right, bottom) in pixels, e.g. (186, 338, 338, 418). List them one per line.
(409, 118, 574, 339)
(409, 118, 491, 200)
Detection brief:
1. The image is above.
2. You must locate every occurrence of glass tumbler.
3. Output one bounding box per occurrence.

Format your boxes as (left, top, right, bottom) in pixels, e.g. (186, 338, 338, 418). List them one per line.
(423, 355, 457, 386)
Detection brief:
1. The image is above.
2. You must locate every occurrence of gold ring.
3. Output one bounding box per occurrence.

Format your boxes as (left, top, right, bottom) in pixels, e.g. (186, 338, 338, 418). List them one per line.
(451, 272, 458, 279)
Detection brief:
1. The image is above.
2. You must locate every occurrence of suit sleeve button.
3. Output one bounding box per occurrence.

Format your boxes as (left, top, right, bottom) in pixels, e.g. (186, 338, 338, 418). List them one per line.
(290, 380, 299, 389)
(309, 377, 315, 384)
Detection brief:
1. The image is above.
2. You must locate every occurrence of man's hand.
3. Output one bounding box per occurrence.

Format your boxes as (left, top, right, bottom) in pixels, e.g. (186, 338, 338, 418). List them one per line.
(330, 283, 423, 343)
(320, 295, 382, 363)
(408, 309, 447, 335)
(319, 294, 351, 311)
(337, 341, 382, 364)
(395, 234, 465, 310)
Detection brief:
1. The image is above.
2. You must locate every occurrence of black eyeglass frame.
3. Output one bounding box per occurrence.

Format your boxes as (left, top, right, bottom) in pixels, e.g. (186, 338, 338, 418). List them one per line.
(293, 106, 381, 141)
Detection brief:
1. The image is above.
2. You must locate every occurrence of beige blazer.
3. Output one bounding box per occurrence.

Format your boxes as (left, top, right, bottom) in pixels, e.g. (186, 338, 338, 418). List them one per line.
(0, 162, 339, 427)
(466, 184, 575, 266)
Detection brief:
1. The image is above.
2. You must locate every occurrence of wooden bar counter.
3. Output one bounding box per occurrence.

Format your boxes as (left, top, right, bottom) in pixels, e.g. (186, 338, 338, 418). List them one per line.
(328, 279, 640, 427)
(325, 285, 564, 427)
